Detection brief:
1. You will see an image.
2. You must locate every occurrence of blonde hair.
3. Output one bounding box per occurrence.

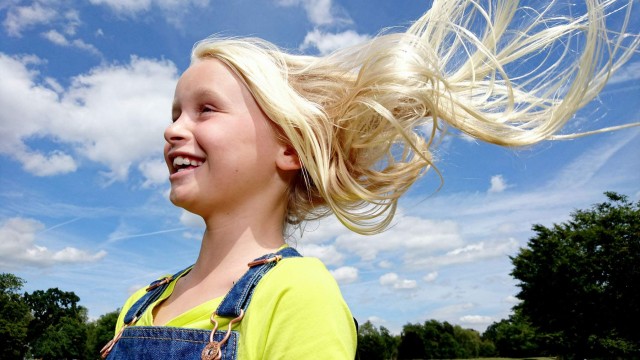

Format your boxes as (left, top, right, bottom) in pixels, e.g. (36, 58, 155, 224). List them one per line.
(191, 0, 639, 235)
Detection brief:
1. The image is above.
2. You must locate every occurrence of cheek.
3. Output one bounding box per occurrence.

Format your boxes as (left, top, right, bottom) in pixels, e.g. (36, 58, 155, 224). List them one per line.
(253, 119, 281, 152)
(163, 143, 172, 167)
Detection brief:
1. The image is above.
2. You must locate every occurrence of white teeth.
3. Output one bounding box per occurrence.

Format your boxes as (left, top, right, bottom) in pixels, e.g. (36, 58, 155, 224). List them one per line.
(173, 156, 203, 168)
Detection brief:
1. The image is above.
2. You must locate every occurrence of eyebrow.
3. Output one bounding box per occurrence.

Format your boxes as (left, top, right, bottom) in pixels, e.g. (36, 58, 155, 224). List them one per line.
(172, 88, 230, 113)
(194, 88, 229, 104)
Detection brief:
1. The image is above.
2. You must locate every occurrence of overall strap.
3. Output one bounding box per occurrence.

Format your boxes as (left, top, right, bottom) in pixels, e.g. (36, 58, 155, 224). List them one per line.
(102, 248, 303, 359)
(122, 265, 193, 325)
(216, 247, 301, 317)
(123, 247, 302, 324)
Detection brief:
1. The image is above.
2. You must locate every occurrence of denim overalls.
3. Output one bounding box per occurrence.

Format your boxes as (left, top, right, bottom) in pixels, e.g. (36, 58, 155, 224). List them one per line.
(101, 247, 302, 360)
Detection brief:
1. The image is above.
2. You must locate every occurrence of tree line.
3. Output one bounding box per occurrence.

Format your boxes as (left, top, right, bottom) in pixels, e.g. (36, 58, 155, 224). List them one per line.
(357, 192, 639, 359)
(0, 277, 521, 359)
(2, 192, 638, 359)
(0, 273, 118, 359)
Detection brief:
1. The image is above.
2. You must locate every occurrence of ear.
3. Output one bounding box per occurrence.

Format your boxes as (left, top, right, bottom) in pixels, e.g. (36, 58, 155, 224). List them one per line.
(276, 144, 301, 171)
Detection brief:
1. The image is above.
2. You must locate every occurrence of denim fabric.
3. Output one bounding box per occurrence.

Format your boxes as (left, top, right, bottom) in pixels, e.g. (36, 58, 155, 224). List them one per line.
(217, 247, 301, 317)
(123, 266, 192, 325)
(106, 247, 302, 359)
(107, 327, 238, 359)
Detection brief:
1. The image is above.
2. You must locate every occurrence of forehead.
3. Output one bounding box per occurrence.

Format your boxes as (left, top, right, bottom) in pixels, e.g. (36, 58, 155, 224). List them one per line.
(173, 58, 249, 101)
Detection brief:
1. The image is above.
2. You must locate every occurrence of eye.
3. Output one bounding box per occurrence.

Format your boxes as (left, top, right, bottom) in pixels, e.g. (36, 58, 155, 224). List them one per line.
(171, 110, 181, 123)
(200, 105, 217, 114)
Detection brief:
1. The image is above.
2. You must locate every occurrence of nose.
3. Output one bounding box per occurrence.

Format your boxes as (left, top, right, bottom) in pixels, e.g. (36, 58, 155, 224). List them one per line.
(164, 115, 190, 145)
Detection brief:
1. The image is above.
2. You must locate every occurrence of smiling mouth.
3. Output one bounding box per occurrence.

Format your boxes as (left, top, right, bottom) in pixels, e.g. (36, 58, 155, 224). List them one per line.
(172, 156, 204, 173)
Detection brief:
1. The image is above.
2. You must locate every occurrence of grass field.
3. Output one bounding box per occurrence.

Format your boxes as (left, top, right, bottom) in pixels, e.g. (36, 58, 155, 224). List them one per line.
(465, 358, 556, 360)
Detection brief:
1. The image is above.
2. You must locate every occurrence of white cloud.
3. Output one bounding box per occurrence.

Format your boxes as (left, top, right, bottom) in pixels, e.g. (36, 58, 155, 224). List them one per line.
(488, 174, 508, 193)
(410, 238, 520, 269)
(335, 213, 462, 262)
(41, 28, 67, 44)
(0, 53, 178, 181)
(182, 231, 202, 241)
(0, 217, 107, 268)
(549, 130, 639, 190)
(44, 76, 64, 93)
(297, 215, 349, 244)
(423, 271, 438, 283)
(378, 260, 393, 269)
(379, 272, 417, 290)
(299, 243, 344, 266)
(2, 2, 57, 36)
(395, 279, 417, 289)
(127, 284, 145, 295)
(89, 0, 152, 14)
(2, 2, 88, 42)
(41, 30, 101, 56)
(429, 303, 475, 320)
(300, 29, 371, 55)
(88, 0, 210, 26)
(608, 61, 640, 85)
(330, 266, 359, 284)
(504, 295, 520, 304)
(367, 316, 387, 325)
(17, 150, 78, 177)
(61, 9, 81, 35)
(404, 131, 639, 253)
(379, 272, 399, 285)
(107, 222, 137, 243)
(139, 159, 169, 188)
(276, 0, 351, 27)
(457, 132, 477, 143)
(179, 210, 205, 228)
(459, 315, 492, 325)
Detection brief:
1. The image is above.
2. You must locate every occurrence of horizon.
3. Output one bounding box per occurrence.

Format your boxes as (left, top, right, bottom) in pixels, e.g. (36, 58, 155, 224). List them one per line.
(1, 0, 639, 334)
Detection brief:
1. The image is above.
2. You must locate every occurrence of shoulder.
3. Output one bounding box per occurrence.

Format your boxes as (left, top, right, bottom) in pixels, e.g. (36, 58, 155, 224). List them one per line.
(255, 256, 342, 303)
(239, 256, 356, 359)
(114, 286, 148, 332)
(266, 256, 336, 284)
(114, 272, 175, 332)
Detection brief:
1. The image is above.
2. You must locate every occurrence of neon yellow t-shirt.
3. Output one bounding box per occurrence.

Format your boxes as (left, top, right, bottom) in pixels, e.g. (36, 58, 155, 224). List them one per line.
(115, 257, 357, 359)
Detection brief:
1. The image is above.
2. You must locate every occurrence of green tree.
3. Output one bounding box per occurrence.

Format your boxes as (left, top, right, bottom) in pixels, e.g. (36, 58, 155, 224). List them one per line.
(397, 323, 426, 359)
(483, 310, 541, 357)
(422, 320, 458, 358)
(86, 310, 119, 360)
(379, 326, 400, 359)
(356, 320, 399, 360)
(33, 315, 88, 359)
(357, 321, 386, 360)
(510, 192, 640, 358)
(452, 325, 482, 358)
(397, 319, 485, 359)
(24, 287, 89, 360)
(0, 273, 31, 360)
(478, 337, 497, 357)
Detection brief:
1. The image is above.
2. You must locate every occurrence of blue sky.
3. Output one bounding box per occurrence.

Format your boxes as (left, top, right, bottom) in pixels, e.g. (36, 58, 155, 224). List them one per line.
(0, 0, 639, 334)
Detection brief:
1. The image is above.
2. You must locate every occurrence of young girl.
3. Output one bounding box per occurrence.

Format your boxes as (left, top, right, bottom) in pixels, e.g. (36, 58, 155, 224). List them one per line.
(102, 0, 638, 358)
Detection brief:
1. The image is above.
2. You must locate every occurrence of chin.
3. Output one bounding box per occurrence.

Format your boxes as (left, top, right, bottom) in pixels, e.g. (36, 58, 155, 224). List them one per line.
(169, 191, 192, 208)
(169, 192, 206, 217)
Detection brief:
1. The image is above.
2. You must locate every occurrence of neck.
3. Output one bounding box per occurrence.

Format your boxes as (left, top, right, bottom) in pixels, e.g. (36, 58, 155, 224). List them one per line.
(180, 175, 292, 288)
(151, 207, 287, 326)
(187, 204, 287, 285)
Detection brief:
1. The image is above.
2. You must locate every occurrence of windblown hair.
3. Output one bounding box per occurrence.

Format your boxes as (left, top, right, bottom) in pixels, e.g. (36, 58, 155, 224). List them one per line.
(191, 0, 639, 235)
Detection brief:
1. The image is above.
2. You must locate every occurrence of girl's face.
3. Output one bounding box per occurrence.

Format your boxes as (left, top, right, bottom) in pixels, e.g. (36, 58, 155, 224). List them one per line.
(164, 59, 289, 217)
